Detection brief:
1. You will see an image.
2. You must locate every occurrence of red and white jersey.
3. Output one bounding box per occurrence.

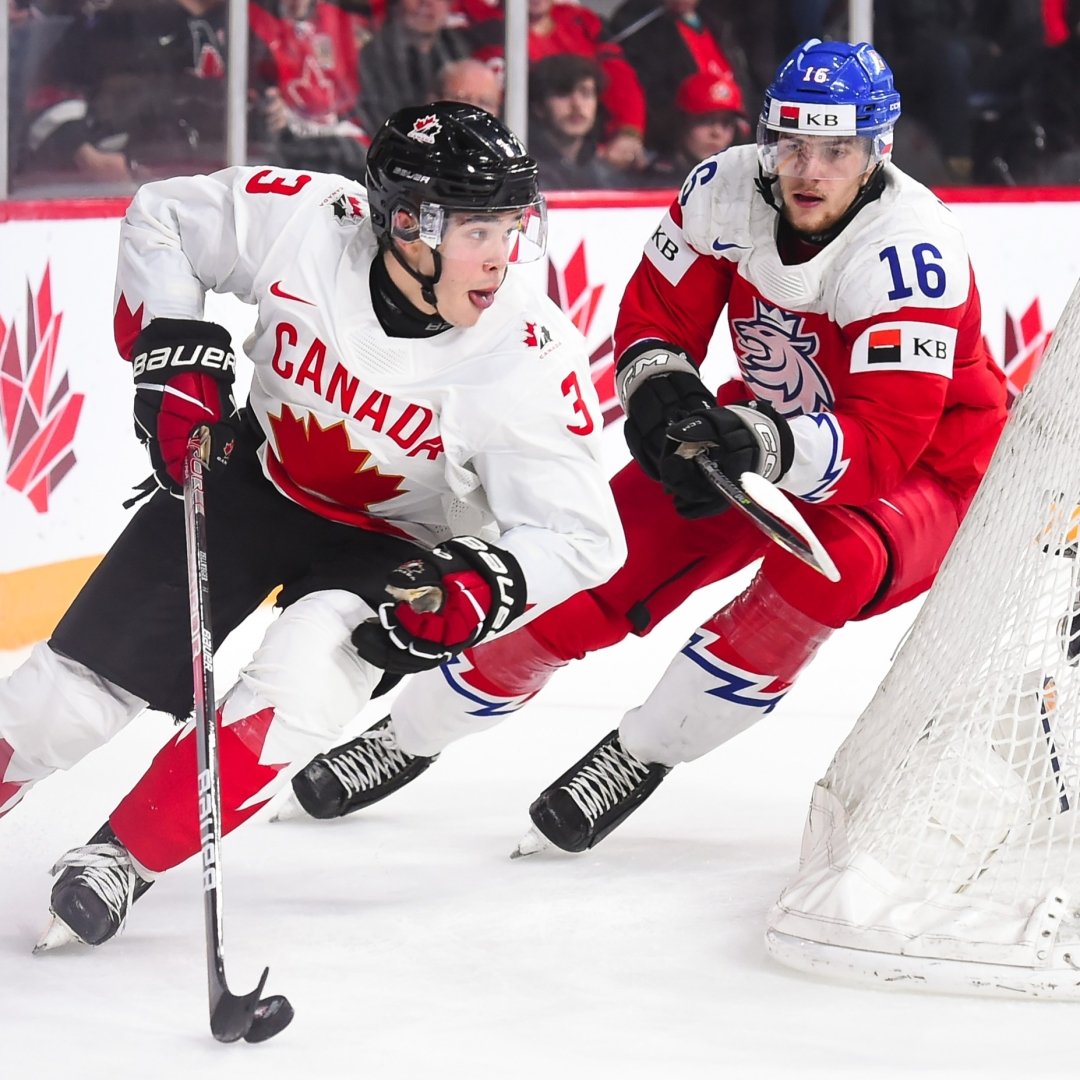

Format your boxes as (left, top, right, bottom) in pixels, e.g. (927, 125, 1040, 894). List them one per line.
(114, 166, 625, 615)
(617, 144, 1007, 507)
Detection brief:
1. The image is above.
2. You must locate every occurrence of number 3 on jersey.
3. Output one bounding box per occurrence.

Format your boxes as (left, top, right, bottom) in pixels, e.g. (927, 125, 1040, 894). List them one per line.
(561, 372, 595, 435)
(879, 243, 946, 301)
(245, 170, 312, 197)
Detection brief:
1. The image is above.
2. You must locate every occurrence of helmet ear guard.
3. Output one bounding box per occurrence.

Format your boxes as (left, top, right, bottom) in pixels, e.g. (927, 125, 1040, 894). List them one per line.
(388, 206, 421, 243)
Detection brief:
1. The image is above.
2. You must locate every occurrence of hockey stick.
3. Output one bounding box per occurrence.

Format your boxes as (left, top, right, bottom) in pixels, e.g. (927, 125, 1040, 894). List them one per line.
(1036, 676, 1070, 814)
(183, 428, 293, 1044)
(675, 444, 840, 582)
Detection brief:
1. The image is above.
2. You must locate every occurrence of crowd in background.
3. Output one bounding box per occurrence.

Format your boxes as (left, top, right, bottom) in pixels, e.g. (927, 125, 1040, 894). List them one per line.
(6, 0, 1080, 196)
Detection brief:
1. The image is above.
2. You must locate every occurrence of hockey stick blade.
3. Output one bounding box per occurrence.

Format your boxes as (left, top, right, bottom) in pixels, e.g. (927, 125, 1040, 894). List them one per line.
(209, 968, 294, 1043)
(185, 430, 293, 1044)
(684, 449, 839, 582)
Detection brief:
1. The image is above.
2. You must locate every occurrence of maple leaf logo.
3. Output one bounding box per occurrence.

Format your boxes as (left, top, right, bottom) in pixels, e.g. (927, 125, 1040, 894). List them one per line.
(547, 242, 619, 425)
(408, 114, 442, 144)
(330, 192, 365, 225)
(1, 265, 84, 513)
(523, 321, 551, 348)
(984, 298, 1052, 407)
(267, 404, 407, 511)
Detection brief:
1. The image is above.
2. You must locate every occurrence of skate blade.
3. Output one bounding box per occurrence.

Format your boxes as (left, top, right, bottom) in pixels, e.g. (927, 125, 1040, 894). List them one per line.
(268, 792, 308, 823)
(33, 914, 83, 954)
(509, 826, 551, 859)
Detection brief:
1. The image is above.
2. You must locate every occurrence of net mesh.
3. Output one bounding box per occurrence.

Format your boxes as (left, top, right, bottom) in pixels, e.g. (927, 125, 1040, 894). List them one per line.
(767, 278, 1080, 992)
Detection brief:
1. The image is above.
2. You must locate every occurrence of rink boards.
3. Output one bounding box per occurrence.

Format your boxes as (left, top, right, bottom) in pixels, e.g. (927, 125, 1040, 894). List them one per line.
(3, 187, 1080, 647)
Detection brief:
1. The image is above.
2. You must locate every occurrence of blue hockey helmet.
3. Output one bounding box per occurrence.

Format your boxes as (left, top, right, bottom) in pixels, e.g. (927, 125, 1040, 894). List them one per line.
(758, 39, 901, 178)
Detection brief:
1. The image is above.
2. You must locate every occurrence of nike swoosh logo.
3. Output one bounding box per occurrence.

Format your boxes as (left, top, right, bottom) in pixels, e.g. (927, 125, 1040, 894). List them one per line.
(269, 280, 314, 305)
(712, 240, 748, 252)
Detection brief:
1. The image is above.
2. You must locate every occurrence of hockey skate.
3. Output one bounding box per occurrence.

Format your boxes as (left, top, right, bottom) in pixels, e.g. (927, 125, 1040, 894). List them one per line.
(35, 823, 153, 952)
(273, 716, 438, 821)
(513, 730, 671, 856)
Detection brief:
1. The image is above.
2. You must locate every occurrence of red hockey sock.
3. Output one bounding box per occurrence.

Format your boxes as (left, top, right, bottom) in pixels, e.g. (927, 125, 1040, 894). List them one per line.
(704, 572, 833, 683)
(110, 708, 290, 874)
(460, 624, 568, 699)
(0, 738, 31, 818)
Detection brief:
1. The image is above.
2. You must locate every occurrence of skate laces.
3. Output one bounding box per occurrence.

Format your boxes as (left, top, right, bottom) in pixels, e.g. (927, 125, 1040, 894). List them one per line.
(324, 725, 415, 796)
(49, 843, 136, 923)
(563, 738, 651, 823)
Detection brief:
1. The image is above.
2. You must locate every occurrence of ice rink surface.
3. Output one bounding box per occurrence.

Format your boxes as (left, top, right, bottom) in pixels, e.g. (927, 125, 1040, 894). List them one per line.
(3, 581, 1077, 1079)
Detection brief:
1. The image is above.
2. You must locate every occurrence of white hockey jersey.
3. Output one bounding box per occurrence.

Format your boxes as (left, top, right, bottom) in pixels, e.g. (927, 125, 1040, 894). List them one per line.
(114, 166, 625, 614)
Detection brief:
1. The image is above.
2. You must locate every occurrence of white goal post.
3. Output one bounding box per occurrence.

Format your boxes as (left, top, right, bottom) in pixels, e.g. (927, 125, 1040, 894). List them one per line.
(765, 278, 1080, 999)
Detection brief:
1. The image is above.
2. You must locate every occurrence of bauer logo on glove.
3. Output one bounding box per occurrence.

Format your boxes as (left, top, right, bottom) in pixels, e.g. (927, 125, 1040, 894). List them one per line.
(351, 536, 528, 674)
(130, 318, 240, 496)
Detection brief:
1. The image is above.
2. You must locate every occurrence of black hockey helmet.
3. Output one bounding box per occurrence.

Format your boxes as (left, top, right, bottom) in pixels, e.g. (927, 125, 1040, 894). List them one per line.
(365, 102, 544, 253)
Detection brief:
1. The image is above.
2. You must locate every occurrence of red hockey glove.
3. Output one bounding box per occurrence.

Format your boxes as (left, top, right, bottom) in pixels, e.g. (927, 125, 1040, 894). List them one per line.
(660, 402, 794, 519)
(131, 318, 238, 494)
(351, 537, 528, 674)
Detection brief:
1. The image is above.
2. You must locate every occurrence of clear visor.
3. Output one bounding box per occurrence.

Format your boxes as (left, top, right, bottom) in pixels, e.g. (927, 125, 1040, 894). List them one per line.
(391, 197, 549, 265)
(757, 124, 891, 180)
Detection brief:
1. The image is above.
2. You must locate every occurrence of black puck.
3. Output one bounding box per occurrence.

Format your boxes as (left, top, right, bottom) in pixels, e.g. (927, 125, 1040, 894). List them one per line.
(243, 994, 294, 1043)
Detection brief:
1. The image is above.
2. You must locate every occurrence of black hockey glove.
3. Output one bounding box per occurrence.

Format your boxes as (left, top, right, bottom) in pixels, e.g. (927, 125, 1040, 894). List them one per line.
(660, 402, 795, 519)
(351, 536, 528, 675)
(616, 341, 715, 480)
(131, 318, 239, 494)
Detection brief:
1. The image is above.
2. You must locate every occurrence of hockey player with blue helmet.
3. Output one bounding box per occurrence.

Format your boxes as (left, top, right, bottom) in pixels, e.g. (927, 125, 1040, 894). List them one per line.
(279, 41, 1007, 861)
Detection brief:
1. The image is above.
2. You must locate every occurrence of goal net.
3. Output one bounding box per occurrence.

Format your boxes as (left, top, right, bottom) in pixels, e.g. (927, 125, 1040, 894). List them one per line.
(765, 281, 1080, 999)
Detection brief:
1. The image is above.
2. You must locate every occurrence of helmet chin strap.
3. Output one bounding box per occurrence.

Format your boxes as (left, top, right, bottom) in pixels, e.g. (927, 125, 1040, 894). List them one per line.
(387, 241, 444, 311)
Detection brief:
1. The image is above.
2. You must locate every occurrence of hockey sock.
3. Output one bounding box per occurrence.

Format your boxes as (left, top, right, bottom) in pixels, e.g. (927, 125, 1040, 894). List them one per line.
(110, 707, 290, 873)
(0, 738, 34, 818)
(707, 571, 834, 683)
(620, 573, 833, 766)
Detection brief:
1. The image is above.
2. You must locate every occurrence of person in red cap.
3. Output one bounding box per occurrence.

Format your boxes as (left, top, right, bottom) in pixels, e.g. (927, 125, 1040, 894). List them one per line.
(640, 69, 749, 187)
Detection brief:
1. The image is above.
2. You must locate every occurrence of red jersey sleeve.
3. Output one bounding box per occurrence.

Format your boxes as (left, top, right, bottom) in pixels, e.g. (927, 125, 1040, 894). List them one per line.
(615, 198, 735, 368)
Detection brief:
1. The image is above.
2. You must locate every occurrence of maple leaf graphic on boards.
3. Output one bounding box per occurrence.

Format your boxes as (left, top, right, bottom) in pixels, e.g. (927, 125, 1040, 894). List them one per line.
(0, 266, 84, 513)
(267, 405, 407, 510)
(547, 241, 621, 427)
(991, 297, 1052, 407)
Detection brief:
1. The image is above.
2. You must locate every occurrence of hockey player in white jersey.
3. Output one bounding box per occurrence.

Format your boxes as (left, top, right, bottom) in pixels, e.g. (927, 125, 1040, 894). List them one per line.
(281, 40, 1009, 852)
(0, 102, 625, 949)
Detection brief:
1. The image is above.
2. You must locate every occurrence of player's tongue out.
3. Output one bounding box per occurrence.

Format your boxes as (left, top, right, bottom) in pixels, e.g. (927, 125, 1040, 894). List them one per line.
(469, 289, 496, 310)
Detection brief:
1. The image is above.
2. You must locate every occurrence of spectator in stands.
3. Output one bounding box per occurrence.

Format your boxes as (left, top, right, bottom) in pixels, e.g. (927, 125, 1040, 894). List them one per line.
(527, 53, 626, 191)
(293, 0, 371, 119)
(876, 0, 1047, 184)
(452, 0, 499, 25)
(250, 0, 369, 180)
(781, 0, 839, 41)
(22, 0, 230, 186)
(8, 0, 73, 181)
(354, 0, 473, 134)
(874, 3, 977, 183)
(434, 57, 503, 115)
(639, 68, 747, 188)
(470, 0, 647, 170)
(607, 0, 760, 158)
(1033, 0, 1080, 181)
